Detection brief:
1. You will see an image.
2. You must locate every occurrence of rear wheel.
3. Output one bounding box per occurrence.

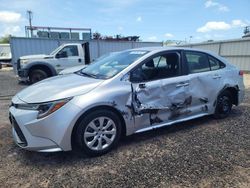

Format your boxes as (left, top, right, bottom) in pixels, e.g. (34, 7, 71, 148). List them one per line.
(29, 69, 48, 84)
(75, 110, 122, 156)
(214, 90, 232, 119)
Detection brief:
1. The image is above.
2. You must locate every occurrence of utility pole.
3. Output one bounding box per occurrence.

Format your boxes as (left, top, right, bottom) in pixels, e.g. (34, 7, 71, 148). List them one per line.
(26, 10, 33, 37)
(189, 36, 193, 43)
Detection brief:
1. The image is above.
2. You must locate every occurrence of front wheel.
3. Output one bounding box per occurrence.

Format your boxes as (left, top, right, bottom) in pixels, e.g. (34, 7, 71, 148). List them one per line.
(214, 90, 232, 119)
(29, 69, 48, 84)
(75, 110, 122, 156)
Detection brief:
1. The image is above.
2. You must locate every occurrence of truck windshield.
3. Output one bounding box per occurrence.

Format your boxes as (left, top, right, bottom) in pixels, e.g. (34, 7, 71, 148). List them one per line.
(50, 45, 63, 56)
(79, 50, 148, 79)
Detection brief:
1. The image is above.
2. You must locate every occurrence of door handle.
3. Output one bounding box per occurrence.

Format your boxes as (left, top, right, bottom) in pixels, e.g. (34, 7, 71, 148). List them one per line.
(212, 75, 221, 79)
(56, 64, 61, 67)
(139, 83, 146, 89)
(176, 82, 189, 88)
(78, 58, 82, 63)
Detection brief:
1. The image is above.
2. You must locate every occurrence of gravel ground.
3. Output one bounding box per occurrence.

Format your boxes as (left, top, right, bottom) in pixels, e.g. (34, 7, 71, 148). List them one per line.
(0, 68, 249, 188)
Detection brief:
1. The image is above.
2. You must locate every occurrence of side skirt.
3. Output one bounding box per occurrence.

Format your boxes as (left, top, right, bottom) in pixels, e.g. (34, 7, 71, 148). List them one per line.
(135, 113, 209, 134)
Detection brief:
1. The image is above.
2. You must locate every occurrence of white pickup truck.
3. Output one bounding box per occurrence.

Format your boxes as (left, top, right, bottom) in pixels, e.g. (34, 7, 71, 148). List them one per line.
(17, 43, 90, 83)
(0, 44, 12, 68)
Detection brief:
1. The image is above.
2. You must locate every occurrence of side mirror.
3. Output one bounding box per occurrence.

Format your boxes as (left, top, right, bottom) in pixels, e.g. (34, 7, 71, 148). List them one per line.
(130, 69, 143, 82)
(56, 51, 67, 58)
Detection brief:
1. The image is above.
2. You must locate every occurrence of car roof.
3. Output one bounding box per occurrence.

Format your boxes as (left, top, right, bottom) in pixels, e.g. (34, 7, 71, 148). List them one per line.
(130, 46, 207, 53)
(129, 46, 227, 63)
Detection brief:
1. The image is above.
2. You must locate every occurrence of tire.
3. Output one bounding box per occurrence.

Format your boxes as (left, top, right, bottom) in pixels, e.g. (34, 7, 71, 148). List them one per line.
(29, 69, 48, 84)
(75, 110, 122, 156)
(214, 90, 233, 119)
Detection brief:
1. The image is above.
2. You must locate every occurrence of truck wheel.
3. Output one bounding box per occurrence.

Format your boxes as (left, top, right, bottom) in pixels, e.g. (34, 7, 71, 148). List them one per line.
(75, 110, 122, 156)
(29, 69, 48, 84)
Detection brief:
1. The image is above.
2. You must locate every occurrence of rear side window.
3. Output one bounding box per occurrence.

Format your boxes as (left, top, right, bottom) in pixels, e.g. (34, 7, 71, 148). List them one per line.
(209, 56, 220, 70)
(208, 55, 226, 70)
(185, 51, 210, 73)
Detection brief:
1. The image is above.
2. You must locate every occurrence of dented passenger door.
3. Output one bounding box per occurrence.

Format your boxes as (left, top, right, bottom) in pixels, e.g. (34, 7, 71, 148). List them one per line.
(130, 51, 191, 131)
(184, 51, 224, 116)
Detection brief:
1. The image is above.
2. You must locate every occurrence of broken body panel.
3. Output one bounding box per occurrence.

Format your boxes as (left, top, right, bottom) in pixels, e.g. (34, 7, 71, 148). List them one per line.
(122, 49, 244, 134)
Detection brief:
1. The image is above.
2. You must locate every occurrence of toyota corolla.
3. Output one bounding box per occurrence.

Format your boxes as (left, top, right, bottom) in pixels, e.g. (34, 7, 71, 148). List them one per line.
(9, 47, 245, 156)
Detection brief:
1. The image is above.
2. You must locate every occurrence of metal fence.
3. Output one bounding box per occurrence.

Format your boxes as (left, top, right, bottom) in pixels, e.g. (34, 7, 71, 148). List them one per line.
(10, 37, 163, 72)
(178, 38, 250, 71)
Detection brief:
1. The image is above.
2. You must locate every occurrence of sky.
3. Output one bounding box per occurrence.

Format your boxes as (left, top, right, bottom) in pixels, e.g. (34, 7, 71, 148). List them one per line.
(0, 0, 249, 43)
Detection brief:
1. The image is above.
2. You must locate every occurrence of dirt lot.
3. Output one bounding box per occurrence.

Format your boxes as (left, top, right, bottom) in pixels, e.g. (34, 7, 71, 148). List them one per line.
(0, 68, 249, 188)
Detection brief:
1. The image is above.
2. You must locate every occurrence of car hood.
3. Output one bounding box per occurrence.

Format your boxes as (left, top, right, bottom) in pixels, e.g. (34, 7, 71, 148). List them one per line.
(17, 74, 104, 103)
(59, 65, 87, 75)
(20, 54, 52, 60)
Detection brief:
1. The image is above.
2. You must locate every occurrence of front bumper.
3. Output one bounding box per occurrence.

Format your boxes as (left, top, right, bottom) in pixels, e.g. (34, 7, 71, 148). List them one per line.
(9, 111, 63, 152)
(9, 96, 81, 152)
(17, 68, 29, 80)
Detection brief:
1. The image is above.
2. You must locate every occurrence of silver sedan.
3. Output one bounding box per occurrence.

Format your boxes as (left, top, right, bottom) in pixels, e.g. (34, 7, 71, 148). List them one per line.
(9, 47, 245, 156)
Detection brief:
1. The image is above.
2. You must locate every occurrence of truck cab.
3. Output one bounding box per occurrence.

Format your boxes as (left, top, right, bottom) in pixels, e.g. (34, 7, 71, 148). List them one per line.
(17, 42, 90, 83)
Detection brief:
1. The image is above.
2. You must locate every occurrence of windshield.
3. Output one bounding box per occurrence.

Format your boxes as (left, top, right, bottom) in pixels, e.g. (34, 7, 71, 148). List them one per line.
(50, 45, 63, 56)
(79, 50, 148, 79)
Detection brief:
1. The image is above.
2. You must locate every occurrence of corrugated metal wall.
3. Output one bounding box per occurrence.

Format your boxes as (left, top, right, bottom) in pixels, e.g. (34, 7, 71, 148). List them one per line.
(179, 38, 250, 71)
(10, 37, 163, 72)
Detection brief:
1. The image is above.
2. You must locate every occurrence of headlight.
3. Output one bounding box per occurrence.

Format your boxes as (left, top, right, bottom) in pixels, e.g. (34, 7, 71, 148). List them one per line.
(20, 59, 29, 67)
(16, 98, 72, 119)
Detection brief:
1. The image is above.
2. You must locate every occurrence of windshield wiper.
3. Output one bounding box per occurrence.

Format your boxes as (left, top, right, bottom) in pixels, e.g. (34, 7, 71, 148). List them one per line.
(76, 71, 97, 78)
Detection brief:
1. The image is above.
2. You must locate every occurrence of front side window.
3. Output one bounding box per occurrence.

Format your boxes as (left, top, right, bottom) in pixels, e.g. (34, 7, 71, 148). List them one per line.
(79, 50, 148, 79)
(185, 51, 210, 73)
(131, 52, 180, 82)
(57, 46, 79, 58)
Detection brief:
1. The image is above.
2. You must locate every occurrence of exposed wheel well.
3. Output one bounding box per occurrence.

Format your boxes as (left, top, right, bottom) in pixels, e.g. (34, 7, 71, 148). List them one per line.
(71, 105, 127, 149)
(28, 65, 53, 77)
(224, 86, 239, 105)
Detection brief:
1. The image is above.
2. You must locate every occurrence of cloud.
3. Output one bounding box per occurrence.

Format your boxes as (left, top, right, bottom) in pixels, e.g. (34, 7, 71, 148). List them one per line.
(0, 25, 21, 36)
(3, 26, 21, 35)
(197, 20, 248, 33)
(165, 33, 174, 38)
(0, 11, 23, 37)
(205, 0, 229, 12)
(136, 16, 142, 22)
(147, 36, 157, 41)
(231, 19, 248, 27)
(197, 21, 231, 32)
(0, 11, 21, 23)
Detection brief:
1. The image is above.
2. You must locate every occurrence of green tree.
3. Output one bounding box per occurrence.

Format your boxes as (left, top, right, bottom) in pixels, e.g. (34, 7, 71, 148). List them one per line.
(0, 35, 11, 44)
(92, 32, 101, 40)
